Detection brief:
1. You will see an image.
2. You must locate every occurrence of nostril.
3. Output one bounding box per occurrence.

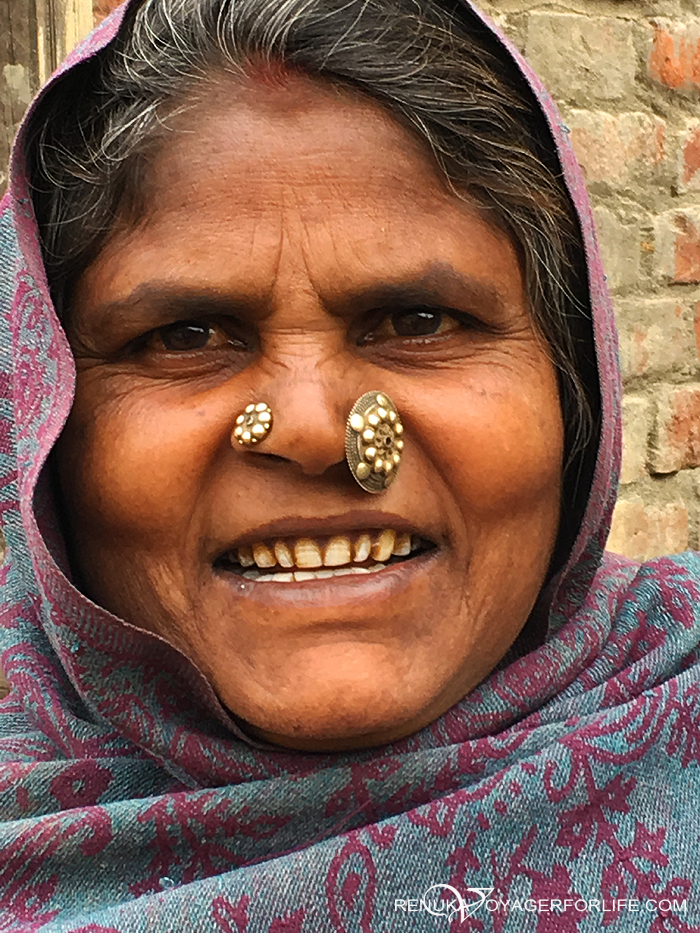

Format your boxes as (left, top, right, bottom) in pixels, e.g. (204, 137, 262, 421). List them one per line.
(247, 451, 294, 465)
(232, 396, 347, 475)
(241, 451, 348, 476)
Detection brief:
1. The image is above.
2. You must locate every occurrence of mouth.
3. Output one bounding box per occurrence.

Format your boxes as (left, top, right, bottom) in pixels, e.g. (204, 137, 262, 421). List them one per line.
(214, 528, 436, 583)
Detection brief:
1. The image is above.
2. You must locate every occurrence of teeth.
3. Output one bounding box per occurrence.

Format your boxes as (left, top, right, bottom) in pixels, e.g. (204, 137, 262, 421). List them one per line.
(243, 564, 386, 584)
(372, 529, 395, 562)
(324, 536, 352, 566)
(253, 543, 276, 569)
(294, 538, 323, 568)
(274, 540, 294, 568)
(228, 529, 426, 577)
(353, 534, 371, 563)
(293, 571, 318, 582)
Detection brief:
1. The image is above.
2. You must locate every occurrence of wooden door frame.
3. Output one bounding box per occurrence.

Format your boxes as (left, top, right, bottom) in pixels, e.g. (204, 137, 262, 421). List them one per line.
(1, 0, 93, 193)
(35, 0, 94, 85)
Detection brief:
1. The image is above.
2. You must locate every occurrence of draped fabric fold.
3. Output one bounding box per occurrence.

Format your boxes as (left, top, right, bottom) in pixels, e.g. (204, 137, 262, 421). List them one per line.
(1, 2, 700, 930)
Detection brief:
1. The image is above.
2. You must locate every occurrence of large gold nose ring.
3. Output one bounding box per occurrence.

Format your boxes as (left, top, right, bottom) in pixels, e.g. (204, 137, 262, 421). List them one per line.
(345, 391, 404, 493)
(233, 402, 273, 446)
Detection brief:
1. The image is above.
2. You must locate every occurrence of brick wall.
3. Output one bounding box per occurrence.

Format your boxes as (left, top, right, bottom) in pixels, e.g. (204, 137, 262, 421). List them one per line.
(476, 0, 700, 561)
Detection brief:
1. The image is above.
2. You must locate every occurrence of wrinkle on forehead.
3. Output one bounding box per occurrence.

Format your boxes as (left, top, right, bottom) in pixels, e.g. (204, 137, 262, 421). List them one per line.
(146, 70, 454, 214)
(73, 68, 530, 347)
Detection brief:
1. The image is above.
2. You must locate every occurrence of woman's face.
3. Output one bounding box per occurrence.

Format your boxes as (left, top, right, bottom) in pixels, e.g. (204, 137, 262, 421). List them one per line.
(56, 75, 564, 751)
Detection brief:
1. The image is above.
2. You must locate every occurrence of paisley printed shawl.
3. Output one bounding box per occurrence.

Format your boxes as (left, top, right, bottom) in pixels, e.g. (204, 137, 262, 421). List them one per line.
(2, 2, 700, 930)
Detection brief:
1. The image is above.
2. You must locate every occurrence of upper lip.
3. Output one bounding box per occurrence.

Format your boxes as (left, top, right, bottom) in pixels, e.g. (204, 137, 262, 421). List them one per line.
(210, 509, 441, 561)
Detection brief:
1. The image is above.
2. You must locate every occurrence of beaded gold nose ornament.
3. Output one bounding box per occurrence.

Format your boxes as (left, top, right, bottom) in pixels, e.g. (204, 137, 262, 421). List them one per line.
(345, 391, 404, 493)
(233, 402, 273, 446)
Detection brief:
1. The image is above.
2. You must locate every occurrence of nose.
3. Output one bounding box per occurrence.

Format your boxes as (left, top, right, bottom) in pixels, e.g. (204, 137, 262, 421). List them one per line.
(237, 372, 348, 476)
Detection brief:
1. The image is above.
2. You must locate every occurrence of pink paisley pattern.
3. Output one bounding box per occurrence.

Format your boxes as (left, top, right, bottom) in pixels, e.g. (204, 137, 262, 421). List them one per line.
(0, 1, 700, 930)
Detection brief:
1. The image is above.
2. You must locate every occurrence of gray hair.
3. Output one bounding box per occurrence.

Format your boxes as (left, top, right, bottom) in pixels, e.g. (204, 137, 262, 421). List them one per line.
(27, 0, 599, 545)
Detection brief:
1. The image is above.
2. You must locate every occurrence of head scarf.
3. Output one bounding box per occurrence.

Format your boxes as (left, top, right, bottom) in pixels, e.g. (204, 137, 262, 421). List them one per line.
(2, 2, 700, 930)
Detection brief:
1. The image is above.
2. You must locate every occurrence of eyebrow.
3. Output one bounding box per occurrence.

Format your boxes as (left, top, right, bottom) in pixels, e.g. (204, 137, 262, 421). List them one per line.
(335, 270, 505, 319)
(81, 263, 507, 336)
(85, 287, 255, 334)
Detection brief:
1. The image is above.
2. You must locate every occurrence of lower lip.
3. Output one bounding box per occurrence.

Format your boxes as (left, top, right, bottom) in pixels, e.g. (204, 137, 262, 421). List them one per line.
(213, 550, 438, 607)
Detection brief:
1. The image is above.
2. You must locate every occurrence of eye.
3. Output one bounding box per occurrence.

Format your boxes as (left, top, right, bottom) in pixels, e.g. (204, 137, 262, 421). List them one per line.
(135, 318, 253, 357)
(359, 307, 464, 344)
(125, 317, 255, 375)
(390, 309, 460, 337)
(157, 321, 218, 351)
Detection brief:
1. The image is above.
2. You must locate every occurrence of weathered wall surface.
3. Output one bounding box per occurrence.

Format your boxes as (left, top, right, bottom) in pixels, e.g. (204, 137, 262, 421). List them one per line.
(0, 0, 92, 196)
(479, 0, 700, 561)
(0, 0, 38, 194)
(3, 0, 700, 566)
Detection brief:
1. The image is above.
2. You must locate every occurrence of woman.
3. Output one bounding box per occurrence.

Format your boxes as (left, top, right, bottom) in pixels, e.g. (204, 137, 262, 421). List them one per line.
(1, 0, 699, 928)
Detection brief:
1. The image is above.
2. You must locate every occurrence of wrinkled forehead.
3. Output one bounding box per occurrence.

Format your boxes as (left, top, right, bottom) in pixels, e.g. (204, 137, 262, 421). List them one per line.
(70, 74, 528, 347)
(144, 70, 457, 214)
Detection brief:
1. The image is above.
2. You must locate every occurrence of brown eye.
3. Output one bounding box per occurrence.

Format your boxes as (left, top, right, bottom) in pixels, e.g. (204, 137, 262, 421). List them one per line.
(392, 309, 449, 336)
(158, 321, 212, 351)
(360, 307, 463, 344)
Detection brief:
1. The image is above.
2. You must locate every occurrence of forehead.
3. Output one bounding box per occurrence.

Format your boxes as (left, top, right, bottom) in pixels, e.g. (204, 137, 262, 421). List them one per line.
(81, 73, 524, 313)
(149, 72, 455, 214)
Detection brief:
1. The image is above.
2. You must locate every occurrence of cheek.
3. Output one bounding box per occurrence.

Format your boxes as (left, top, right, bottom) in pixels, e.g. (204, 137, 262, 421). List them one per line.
(56, 382, 223, 542)
(408, 361, 564, 522)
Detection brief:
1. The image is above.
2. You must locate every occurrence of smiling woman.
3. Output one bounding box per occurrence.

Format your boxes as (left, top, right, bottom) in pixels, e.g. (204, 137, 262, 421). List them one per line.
(1, 0, 700, 929)
(56, 75, 563, 751)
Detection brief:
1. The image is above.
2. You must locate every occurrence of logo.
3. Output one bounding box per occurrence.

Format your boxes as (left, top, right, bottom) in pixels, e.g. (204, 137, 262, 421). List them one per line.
(405, 885, 494, 923)
(394, 887, 689, 923)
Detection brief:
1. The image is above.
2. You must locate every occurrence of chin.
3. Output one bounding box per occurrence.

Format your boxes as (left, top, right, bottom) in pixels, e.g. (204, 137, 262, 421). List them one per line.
(222, 665, 431, 752)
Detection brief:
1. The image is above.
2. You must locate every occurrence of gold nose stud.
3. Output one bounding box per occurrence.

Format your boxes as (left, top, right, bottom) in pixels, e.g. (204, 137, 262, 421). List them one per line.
(345, 391, 404, 493)
(233, 402, 273, 446)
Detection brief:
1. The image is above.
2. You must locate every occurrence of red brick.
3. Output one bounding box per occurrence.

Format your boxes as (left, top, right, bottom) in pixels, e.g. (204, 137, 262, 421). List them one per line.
(620, 395, 651, 485)
(593, 206, 641, 291)
(526, 14, 635, 104)
(682, 125, 700, 185)
(674, 119, 700, 193)
(608, 495, 688, 560)
(694, 302, 700, 360)
(649, 22, 700, 92)
(654, 210, 700, 283)
(651, 384, 700, 473)
(568, 111, 666, 189)
(617, 299, 693, 380)
(674, 215, 700, 282)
